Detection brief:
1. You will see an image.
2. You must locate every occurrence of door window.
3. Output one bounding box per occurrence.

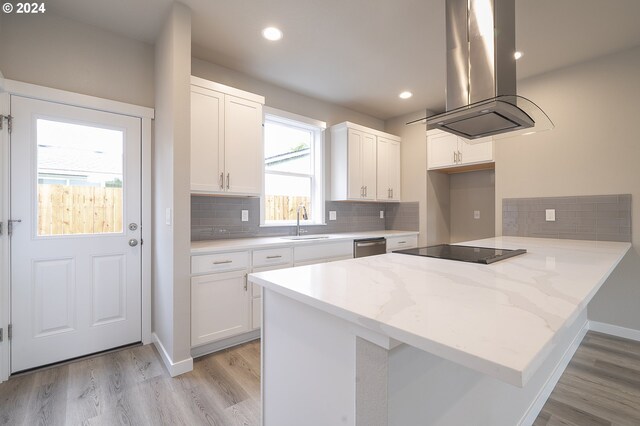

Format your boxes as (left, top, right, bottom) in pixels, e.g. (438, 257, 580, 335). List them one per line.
(36, 119, 124, 236)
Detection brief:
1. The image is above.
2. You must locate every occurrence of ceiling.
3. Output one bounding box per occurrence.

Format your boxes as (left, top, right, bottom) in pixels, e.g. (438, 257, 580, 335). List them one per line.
(47, 0, 640, 120)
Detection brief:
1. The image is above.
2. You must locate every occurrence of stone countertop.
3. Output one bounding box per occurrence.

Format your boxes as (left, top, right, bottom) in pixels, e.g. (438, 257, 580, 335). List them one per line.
(190, 230, 419, 254)
(248, 236, 630, 387)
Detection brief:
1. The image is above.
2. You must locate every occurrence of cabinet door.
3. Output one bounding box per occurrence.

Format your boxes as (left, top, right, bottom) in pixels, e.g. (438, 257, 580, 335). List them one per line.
(376, 138, 389, 200)
(458, 137, 494, 165)
(191, 86, 224, 192)
(361, 132, 377, 200)
(191, 270, 250, 347)
(251, 263, 293, 330)
(427, 131, 458, 169)
(347, 129, 364, 199)
(224, 95, 263, 195)
(388, 139, 401, 201)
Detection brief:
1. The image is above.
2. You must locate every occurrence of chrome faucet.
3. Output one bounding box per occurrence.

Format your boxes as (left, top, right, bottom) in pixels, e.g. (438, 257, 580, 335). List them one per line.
(296, 205, 308, 236)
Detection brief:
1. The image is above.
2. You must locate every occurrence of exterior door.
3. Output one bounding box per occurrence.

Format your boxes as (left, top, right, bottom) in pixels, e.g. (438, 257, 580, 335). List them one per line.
(10, 96, 142, 373)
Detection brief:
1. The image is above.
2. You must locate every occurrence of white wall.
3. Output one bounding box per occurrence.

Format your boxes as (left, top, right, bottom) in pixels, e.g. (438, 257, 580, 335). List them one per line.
(385, 112, 429, 246)
(153, 2, 192, 370)
(0, 12, 154, 108)
(192, 58, 384, 131)
(449, 170, 495, 243)
(495, 46, 640, 331)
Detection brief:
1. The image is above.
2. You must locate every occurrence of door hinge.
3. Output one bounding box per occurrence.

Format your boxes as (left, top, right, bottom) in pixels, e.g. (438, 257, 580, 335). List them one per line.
(0, 328, 3, 342)
(0, 222, 3, 236)
(7, 324, 12, 340)
(0, 115, 12, 133)
(140, 238, 143, 245)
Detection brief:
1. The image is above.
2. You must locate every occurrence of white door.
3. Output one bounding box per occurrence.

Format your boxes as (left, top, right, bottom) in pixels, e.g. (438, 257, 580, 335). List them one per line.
(458, 137, 494, 165)
(10, 96, 142, 373)
(224, 95, 263, 195)
(191, 270, 250, 346)
(376, 137, 389, 200)
(361, 132, 377, 200)
(427, 131, 458, 169)
(347, 129, 363, 200)
(191, 86, 224, 193)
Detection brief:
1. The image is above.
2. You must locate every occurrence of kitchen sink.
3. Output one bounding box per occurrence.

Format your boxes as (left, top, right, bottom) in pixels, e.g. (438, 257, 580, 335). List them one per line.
(280, 235, 332, 240)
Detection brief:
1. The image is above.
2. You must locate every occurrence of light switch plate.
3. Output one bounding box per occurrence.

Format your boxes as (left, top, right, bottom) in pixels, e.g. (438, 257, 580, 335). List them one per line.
(474, 210, 480, 219)
(241, 210, 249, 222)
(329, 211, 337, 221)
(380, 210, 384, 219)
(545, 209, 556, 222)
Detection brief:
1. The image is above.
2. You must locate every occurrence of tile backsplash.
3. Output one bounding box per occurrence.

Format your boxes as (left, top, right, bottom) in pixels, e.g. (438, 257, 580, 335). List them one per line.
(191, 196, 419, 241)
(502, 194, 631, 242)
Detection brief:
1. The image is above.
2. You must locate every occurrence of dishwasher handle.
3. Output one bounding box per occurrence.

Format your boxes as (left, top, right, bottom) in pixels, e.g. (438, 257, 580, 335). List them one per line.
(355, 241, 384, 247)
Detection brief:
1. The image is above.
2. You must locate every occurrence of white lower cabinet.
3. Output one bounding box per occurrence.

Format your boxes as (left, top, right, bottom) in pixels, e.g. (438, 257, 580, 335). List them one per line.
(191, 269, 250, 347)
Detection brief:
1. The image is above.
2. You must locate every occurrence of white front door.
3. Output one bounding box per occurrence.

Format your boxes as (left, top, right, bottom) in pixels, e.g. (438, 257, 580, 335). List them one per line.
(10, 96, 142, 373)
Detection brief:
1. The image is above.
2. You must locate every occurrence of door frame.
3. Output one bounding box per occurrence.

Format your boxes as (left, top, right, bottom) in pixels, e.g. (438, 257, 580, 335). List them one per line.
(0, 78, 154, 383)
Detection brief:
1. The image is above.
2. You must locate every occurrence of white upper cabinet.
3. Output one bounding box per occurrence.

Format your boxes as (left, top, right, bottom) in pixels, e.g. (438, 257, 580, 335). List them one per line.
(377, 136, 401, 201)
(427, 129, 493, 171)
(190, 76, 265, 195)
(331, 122, 401, 202)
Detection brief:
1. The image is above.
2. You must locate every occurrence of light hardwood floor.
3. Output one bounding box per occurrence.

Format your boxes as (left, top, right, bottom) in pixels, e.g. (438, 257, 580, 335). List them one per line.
(0, 340, 261, 426)
(1, 332, 639, 425)
(534, 331, 640, 426)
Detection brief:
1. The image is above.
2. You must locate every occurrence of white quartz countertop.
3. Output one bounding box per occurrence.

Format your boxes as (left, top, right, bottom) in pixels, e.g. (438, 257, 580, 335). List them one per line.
(248, 237, 631, 387)
(190, 230, 418, 254)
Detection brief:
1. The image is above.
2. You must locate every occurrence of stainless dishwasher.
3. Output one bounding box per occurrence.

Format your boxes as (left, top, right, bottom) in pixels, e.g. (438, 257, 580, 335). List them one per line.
(353, 237, 387, 258)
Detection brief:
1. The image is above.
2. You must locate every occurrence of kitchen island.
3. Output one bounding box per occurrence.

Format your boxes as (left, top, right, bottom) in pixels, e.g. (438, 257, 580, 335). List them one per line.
(248, 237, 630, 426)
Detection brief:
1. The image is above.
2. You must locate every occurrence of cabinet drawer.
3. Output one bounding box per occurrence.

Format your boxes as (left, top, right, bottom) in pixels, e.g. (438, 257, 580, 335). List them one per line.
(294, 240, 353, 263)
(252, 247, 292, 268)
(192, 251, 249, 274)
(386, 235, 418, 252)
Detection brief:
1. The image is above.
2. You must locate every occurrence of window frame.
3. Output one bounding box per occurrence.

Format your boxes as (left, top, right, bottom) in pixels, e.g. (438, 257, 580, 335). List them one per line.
(261, 107, 326, 226)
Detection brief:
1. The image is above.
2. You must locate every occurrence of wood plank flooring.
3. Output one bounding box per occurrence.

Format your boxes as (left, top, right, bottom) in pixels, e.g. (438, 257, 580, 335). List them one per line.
(1, 331, 638, 425)
(0, 340, 261, 426)
(534, 331, 640, 426)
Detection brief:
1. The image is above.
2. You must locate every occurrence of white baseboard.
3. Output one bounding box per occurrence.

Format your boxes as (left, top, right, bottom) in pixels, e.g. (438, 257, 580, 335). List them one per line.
(519, 320, 589, 426)
(152, 333, 193, 377)
(588, 320, 640, 342)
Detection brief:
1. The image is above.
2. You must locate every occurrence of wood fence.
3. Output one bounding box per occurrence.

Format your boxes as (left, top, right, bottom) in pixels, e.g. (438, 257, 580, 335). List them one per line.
(38, 184, 123, 235)
(265, 195, 311, 222)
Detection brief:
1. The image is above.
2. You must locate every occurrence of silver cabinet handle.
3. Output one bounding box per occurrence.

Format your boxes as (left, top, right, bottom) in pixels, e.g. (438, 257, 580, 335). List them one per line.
(219, 172, 224, 190)
(453, 151, 456, 163)
(361, 186, 364, 197)
(213, 260, 232, 265)
(266, 255, 282, 259)
(458, 151, 462, 163)
(398, 241, 406, 244)
(244, 274, 248, 291)
(128, 239, 138, 247)
(365, 186, 368, 197)
(391, 188, 394, 199)
(226, 173, 230, 190)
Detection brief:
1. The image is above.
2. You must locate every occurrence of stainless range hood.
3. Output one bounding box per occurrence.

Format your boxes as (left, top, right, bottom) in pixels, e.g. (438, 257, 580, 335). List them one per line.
(417, 0, 552, 139)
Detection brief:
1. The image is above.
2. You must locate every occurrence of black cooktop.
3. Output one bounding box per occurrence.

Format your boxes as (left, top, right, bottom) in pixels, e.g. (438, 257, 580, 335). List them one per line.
(394, 244, 527, 264)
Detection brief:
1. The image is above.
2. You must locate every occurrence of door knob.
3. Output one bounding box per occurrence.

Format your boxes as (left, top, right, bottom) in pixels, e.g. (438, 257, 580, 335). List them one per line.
(128, 239, 139, 247)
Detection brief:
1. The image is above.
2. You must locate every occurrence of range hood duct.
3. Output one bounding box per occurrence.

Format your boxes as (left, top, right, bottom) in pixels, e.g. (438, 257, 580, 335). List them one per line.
(419, 0, 551, 139)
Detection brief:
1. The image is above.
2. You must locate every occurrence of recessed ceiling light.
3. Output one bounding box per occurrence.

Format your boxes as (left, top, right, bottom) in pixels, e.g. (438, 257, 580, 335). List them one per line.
(262, 27, 283, 41)
(514, 51, 523, 60)
(399, 91, 413, 99)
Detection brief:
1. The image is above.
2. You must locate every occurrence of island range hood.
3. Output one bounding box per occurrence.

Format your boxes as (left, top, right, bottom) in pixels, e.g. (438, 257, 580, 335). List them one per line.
(419, 0, 552, 139)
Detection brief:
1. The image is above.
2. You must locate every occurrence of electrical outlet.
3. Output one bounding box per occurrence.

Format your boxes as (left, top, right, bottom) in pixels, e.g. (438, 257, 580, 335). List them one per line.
(474, 210, 480, 219)
(545, 209, 556, 222)
(329, 211, 337, 221)
(241, 210, 249, 222)
(380, 210, 384, 219)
